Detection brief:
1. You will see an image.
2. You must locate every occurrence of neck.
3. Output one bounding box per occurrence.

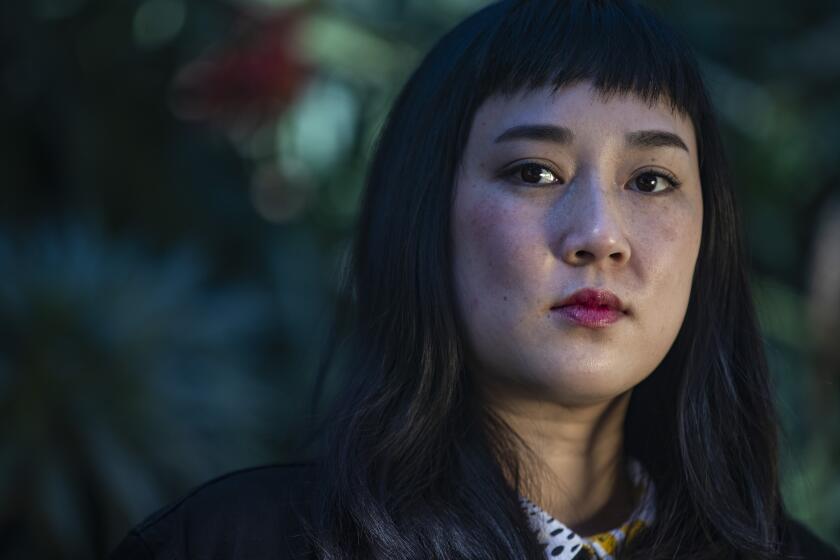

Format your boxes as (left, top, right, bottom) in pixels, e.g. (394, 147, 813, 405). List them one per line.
(484, 386, 636, 536)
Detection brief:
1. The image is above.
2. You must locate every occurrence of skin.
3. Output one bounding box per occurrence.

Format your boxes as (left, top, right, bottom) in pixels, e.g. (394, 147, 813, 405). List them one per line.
(451, 81, 703, 535)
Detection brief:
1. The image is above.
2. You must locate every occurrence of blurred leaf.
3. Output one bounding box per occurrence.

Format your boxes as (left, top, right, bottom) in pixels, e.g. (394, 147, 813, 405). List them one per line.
(0, 226, 273, 558)
(752, 275, 811, 352)
(300, 11, 419, 86)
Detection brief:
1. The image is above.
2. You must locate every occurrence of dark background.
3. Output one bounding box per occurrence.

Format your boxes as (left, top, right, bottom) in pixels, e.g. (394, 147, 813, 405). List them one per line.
(1, 0, 838, 558)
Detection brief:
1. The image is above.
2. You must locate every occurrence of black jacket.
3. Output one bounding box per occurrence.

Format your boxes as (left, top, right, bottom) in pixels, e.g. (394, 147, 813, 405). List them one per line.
(110, 462, 840, 560)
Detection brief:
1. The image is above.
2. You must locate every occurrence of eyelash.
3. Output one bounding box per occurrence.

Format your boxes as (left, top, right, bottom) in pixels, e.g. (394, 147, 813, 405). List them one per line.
(499, 161, 682, 194)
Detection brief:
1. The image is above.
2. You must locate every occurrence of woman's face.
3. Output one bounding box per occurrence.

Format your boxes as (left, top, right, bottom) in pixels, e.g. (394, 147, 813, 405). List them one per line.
(452, 81, 703, 406)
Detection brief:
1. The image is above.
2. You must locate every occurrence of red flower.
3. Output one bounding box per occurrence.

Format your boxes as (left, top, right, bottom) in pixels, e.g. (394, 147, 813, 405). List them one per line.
(173, 8, 313, 126)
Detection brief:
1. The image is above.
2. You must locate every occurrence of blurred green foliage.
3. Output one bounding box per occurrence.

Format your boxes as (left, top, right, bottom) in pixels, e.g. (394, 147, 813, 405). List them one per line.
(0, 227, 274, 557)
(0, 0, 838, 557)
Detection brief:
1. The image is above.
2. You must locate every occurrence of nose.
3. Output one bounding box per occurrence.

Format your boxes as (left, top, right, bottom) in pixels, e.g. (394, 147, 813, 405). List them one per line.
(554, 172, 631, 268)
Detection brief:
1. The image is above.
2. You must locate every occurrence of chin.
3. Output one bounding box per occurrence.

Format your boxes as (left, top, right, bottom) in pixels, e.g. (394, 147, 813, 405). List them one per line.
(527, 362, 641, 402)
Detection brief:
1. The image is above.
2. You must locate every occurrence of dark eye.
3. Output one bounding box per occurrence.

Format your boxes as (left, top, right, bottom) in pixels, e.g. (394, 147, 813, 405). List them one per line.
(507, 162, 561, 185)
(630, 170, 680, 194)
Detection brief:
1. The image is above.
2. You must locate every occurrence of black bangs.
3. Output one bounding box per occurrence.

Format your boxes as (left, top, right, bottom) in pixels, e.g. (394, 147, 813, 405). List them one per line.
(469, 0, 705, 118)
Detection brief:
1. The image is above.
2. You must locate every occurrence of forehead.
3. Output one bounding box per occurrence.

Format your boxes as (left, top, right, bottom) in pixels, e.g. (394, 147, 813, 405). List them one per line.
(469, 82, 697, 153)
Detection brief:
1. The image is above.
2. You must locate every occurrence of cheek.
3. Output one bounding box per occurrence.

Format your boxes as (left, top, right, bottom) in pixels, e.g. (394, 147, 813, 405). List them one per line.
(453, 188, 544, 308)
(668, 202, 702, 277)
(630, 189, 702, 271)
(631, 199, 702, 327)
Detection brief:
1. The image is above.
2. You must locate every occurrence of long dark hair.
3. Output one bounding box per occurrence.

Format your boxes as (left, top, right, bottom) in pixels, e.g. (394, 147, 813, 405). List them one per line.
(308, 1, 786, 558)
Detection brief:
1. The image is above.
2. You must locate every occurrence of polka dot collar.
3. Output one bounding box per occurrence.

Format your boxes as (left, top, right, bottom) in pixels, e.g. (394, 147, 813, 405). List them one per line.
(519, 458, 656, 560)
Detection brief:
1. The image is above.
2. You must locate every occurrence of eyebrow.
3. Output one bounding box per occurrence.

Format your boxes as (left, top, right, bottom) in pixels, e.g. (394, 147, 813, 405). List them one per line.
(625, 130, 690, 153)
(494, 124, 573, 145)
(493, 124, 690, 153)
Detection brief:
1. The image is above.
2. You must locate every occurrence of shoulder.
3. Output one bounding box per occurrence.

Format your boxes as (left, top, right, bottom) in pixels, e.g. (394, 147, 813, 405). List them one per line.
(783, 516, 840, 560)
(109, 462, 319, 560)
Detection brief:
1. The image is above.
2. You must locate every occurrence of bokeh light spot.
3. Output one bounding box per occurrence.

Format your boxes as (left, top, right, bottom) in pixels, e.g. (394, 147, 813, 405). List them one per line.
(133, 0, 187, 50)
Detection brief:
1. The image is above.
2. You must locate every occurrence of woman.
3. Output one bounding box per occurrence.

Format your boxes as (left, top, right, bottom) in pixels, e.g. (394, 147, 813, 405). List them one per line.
(111, 1, 840, 558)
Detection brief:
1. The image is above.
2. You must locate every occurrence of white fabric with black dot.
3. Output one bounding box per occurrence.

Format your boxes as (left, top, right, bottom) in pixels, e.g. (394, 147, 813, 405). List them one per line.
(519, 457, 656, 560)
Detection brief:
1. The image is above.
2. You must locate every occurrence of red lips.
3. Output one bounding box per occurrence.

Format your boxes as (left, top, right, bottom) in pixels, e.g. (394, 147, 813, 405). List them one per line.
(551, 288, 626, 328)
(554, 288, 625, 312)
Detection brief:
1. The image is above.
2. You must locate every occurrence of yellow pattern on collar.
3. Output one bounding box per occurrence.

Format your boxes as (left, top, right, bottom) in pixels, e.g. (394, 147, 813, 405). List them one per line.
(521, 457, 656, 560)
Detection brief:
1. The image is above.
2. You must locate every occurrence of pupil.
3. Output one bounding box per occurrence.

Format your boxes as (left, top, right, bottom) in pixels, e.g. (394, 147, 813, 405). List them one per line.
(637, 173, 658, 192)
(521, 164, 545, 183)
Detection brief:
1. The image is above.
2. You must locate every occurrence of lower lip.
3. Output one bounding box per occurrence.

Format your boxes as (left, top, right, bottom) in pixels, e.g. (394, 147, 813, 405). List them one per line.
(552, 305, 624, 328)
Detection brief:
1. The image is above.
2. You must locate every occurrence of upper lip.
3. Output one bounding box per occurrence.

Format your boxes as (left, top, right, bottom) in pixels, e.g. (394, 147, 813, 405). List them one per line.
(553, 288, 626, 312)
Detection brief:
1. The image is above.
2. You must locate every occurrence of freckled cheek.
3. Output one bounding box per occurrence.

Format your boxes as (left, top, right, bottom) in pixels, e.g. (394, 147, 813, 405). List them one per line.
(632, 206, 701, 293)
(456, 197, 542, 296)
